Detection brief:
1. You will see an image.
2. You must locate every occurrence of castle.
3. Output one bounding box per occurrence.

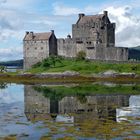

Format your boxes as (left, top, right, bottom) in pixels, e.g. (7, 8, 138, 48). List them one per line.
(23, 11, 128, 69)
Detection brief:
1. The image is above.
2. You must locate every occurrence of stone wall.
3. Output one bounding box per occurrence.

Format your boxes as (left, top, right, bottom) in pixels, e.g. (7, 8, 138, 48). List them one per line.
(23, 40, 49, 69)
(57, 38, 77, 58)
(57, 39, 128, 61)
(95, 47, 128, 61)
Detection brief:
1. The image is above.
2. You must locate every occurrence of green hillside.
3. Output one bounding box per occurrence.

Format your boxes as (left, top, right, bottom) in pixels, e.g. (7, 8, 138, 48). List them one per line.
(0, 59, 23, 67)
(129, 46, 140, 60)
(28, 56, 140, 75)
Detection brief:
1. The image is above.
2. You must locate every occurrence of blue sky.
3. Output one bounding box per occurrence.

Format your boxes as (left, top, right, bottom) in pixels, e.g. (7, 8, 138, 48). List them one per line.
(0, 0, 140, 61)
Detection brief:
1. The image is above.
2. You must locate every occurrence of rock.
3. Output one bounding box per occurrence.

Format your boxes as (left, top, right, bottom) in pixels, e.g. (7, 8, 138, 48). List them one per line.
(93, 70, 137, 78)
(62, 71, 79, 76)
(98, 70, 118, 78)
(40, 71, 80, 78)
(115, 72, 136, 78)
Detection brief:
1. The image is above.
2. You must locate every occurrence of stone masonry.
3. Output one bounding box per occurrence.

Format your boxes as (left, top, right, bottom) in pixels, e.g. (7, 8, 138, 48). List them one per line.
(23, 11, 128, 69)
(23, 30, 57, 69)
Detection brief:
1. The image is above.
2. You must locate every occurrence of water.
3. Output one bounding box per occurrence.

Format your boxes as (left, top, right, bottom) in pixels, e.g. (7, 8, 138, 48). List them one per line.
(6, 66, 23, 72)
(0, 83, 140, 140)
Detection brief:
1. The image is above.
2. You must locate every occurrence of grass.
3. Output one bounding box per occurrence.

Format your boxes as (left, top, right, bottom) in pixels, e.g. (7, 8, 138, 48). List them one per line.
(28, 59, 140, 75)
(0, 58, 140, 84)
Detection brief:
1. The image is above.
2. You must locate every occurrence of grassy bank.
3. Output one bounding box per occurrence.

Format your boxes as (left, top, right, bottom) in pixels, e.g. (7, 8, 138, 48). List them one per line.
(28, 57, 140, 75)
(0, 57, 140, 84)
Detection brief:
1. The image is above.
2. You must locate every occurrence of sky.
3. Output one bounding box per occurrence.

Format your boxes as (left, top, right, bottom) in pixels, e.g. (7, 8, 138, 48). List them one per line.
(0, 0, 140, 61)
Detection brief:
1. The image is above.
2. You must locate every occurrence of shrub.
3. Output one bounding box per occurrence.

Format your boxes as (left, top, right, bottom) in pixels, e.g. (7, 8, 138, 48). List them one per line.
(131, 65, 137, 71)
(0, 66, 6, 72)
(76, 51, 86, 60)
(32, 62, 41, 68)
(32, 56, 63, 69)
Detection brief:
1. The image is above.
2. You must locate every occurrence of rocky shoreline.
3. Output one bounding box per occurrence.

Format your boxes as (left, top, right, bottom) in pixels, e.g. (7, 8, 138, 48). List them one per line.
(0, 71, 140, 84)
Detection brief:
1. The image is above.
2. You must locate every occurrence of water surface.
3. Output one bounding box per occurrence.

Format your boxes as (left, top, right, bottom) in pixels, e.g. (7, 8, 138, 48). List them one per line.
(0, 83, 140, 140)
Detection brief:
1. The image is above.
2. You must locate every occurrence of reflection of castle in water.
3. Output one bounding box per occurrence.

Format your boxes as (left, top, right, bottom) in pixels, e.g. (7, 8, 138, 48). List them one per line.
(24, 85, 130, 122)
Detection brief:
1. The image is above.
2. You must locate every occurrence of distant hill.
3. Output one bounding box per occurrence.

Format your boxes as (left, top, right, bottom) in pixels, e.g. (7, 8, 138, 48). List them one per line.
(0, 59, 23, 67)
(128, 46, 140, 60)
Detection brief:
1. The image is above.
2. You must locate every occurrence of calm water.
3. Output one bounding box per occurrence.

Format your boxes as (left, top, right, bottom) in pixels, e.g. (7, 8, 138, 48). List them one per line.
(6, 66, 23, 72)
(0, 83, 140, 140)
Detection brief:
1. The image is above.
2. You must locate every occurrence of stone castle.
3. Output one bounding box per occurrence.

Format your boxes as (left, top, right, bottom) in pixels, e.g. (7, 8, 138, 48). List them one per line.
(23, 11, 128, 69)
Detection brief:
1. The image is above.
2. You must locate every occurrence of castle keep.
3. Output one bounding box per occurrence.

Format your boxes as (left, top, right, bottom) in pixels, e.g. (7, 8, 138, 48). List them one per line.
(23, 11, 128, 69)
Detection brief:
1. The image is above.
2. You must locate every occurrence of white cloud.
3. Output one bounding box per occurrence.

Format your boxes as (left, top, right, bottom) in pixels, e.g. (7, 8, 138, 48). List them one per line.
(105, 6, 140, 47)
(0, 0, 33, 9)
(53, 3, 80, 16)
(0, 0, 6, 5)
(0, 9, 24, 42)
(53, 3, 96, 16)
(0, 46, 23, 61)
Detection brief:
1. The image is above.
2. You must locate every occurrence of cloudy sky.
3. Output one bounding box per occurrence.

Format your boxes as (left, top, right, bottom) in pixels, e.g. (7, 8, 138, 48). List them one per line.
(0, 0, 140, 61)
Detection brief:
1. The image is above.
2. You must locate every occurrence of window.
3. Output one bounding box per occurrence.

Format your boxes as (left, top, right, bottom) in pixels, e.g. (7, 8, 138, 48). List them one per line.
(41, 47, 43, 50)
(87, 47, 95, 49)
(35, 47, 37, 50)
(86, 42, 91, 45)
(101, 26, 104, 29)
(76, 41, 83, 44)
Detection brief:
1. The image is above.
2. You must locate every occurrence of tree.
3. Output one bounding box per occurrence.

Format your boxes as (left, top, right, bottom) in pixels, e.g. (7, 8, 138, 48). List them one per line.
(76, 51, 86, 60)
(0, 66, 7, 73)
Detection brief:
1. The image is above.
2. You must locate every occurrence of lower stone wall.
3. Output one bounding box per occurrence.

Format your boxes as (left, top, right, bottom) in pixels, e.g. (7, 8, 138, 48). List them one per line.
(24, 57, 44, 70)
(58, 40, 128, 61)
(58, 39, 79, 58)
(95, 47, 128, 61)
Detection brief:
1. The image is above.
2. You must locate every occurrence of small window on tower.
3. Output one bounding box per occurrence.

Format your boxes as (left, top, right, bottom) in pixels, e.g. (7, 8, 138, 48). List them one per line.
(101, 26, 104, 29)
(86, 42, 91, 44)
(76, 41, 83, 44)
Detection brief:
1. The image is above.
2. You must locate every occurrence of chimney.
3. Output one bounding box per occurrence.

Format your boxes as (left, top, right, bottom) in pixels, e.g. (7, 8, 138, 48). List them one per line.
(67, 34, 71, 39)
(26, 31, 29, 35)
(103, 11, 108, 16)
(51, 30, 54, 34)
(30, 31, 34, 39)
(79, 13, 85, 18)
(30, 31, 33, 35)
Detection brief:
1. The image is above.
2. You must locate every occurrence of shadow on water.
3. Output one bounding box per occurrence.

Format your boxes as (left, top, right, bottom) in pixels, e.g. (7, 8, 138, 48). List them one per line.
(1, 83, 140, 139)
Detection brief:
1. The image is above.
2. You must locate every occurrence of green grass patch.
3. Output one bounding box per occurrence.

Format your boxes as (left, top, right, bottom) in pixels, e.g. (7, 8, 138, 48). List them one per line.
(28, 58, 140, 75)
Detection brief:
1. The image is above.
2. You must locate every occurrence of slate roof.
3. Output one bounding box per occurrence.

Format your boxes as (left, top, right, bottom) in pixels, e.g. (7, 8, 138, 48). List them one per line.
(77, 14, 104, 24)
(24, 32, 52, 41)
